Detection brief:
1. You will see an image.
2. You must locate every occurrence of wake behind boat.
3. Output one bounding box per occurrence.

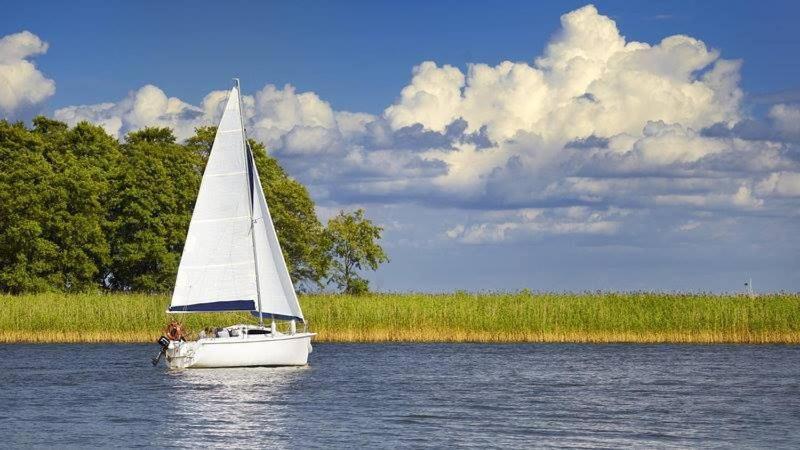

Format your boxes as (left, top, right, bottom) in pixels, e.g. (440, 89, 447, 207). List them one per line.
(155, 80, 314, 369)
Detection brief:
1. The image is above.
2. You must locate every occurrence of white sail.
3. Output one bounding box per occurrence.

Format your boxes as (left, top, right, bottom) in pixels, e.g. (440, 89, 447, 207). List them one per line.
(248, 145, 304, 322)
(170, 86, 257, 312)
(161, 81, 315, 370)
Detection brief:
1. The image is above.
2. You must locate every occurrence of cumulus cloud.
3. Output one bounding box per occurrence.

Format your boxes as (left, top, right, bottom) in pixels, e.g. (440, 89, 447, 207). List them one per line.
(55, 84, 218, 138)
(756, 172, 800, 198)
(384, 5, 740, 146)
(769, 104, 800, 139)
(49, 4, 800, 247)
(445, 207, 625, 244)
(0, 31, 55, 118)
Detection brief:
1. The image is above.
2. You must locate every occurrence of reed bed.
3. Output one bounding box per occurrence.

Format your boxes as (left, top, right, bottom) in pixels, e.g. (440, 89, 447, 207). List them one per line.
(1, 292, 798, 344)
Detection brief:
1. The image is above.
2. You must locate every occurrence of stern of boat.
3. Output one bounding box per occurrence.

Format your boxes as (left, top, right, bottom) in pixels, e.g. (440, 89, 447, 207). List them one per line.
(165, 340, 199, 370)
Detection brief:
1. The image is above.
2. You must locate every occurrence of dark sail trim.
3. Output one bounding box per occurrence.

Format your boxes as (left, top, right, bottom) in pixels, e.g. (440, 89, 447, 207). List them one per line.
(249, 311, 304, 323)
(169, 300, 256, 312)
(245, 141, 256, 209)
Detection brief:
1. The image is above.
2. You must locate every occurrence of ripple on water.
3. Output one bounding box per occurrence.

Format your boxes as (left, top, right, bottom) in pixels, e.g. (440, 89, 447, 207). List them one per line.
(1, 343, 799, 448)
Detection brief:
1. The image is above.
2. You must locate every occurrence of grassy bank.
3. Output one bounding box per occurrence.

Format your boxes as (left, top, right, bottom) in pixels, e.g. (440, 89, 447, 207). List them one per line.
(1, 292, 799, 344)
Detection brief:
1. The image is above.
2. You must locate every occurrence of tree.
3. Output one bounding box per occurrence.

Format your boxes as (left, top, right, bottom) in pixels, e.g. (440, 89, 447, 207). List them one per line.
(327, 209, 388, 295)
(34, 118, 121, 291)
(183, 125, 217, 164)
(0, 120, 335, 294)
(105, 127, 201, 291)
(0, 118, 119, 293)
(185, 126, 331, 288)
(0, 120, 58, 292)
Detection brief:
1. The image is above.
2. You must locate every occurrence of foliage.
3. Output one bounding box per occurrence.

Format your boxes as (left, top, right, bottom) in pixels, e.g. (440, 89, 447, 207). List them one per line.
(183, 125, 217, 163)
(38, 118, 121, 291)
(0, 118, 119, 292)
(327, 209, 388, 294)
(105, 127, 201, 291)
(0, 119, 344, 293)
(0, 120, 56, 293)
(2, 292, 800, 343)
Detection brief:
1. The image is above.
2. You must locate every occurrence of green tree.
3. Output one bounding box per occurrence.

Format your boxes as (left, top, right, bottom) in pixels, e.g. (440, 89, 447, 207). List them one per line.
(34, 117, 121, 291)
(0, 120, 58, 292)
(327, 209, 388, 294)
(0, 118, 119, 293)
(0, 120, 333, 294)
(183, 125, 217, 163)
(105, 127, 201, 291)
(185, 126, 331, 288)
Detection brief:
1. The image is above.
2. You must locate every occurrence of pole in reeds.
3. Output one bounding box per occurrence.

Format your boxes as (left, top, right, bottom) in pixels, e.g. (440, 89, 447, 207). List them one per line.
(744, 278, 754, 298)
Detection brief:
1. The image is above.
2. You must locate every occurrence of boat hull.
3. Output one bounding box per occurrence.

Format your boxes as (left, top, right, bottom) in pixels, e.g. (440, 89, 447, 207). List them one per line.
(165, 332, 315, 369)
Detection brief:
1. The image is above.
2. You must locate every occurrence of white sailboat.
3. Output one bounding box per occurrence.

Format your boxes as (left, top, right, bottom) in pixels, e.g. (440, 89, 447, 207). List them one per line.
(158, 80, 315, 369)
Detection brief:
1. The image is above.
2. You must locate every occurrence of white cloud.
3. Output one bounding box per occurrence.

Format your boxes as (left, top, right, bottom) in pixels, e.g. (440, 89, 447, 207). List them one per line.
(769, 103, 800, 139)
(248, 84, 338, 150)
(0, 31, 55, 117)
(618, 121, 728, 166)
(47, 4, 800, 245)
(343, 4, 748, 211)
(384, 61, 465, 132)
(53, 102, 124, 137)
(676, 220, 701, 232)
(650, 184, 763, 210)
(756, 172, 800, 198)
(335, 111, 376, 138)
(54, 84, 215, 139)
(445, 207, 624, 244)
(382, 5, 740, 146)
(731, 185, 763, 208)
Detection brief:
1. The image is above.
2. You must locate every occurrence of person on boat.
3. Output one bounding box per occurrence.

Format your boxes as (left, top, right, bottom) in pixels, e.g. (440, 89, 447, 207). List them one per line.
(164, 320, 185, 341)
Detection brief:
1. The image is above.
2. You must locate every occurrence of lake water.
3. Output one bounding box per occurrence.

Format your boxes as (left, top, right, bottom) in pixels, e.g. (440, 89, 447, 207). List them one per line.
(1, 343, 799, 448)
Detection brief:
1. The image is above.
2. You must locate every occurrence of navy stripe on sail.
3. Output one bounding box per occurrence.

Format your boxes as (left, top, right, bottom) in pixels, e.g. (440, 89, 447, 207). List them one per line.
(245, 143, 255, 206)
(169, 300, 256, 312)
(250, 311, 304, 323)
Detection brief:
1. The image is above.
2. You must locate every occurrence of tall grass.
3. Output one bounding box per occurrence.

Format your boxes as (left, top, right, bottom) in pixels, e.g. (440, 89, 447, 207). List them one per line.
(0, 292, 244, 343)
(1, 292, 798, 343)
(304, 292, 800, 343)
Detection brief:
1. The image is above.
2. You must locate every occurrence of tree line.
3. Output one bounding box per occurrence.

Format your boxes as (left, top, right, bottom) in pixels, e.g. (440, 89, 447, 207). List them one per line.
(0, 118, 387, 295)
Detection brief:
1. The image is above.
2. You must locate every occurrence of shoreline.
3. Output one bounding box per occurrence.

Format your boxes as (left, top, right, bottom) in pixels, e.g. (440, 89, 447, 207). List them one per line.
(3, 292, 799, 345)
(2, 330, 799, 345)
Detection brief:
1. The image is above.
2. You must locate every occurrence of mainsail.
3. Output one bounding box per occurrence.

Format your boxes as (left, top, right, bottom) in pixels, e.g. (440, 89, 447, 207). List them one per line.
(170, 82, 303, 322)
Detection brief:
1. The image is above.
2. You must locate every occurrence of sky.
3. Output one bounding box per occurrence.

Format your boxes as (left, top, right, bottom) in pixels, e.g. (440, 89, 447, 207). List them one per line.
(2, 1, 799, 292)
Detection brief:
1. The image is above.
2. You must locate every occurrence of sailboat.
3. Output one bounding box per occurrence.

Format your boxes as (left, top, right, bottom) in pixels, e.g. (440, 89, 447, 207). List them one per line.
(158, 80, 315, 369)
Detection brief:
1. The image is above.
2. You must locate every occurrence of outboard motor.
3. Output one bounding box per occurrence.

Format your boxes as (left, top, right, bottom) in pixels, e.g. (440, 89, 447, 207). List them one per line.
(158, 336, 170, 348)
(152, 335, 170, 366)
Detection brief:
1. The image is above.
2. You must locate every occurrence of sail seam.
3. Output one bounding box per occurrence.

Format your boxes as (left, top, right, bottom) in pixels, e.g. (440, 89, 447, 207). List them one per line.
(182, 260, 252, 269)
(205, 171, 246, 177)
(193, 215, 251, 223)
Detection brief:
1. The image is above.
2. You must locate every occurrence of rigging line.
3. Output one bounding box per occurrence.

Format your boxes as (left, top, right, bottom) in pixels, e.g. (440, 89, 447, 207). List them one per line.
(235, 78, 264, 327)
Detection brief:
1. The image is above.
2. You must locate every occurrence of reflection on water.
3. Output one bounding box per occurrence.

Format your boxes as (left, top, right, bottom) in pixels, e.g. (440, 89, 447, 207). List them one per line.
(164, 367, 307, 446)
(2, 343, 800, 448)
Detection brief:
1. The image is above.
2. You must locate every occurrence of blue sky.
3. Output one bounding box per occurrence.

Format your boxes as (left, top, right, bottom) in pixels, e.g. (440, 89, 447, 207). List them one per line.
(6, 0, 800, 112)
(2, 1, 799, 292)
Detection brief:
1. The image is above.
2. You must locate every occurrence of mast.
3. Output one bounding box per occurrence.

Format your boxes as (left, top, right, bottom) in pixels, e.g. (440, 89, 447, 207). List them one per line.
(235, 78, 265, 327)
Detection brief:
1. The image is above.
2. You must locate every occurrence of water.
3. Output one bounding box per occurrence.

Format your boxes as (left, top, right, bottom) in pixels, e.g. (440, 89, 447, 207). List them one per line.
(1, 344, 799, 448)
